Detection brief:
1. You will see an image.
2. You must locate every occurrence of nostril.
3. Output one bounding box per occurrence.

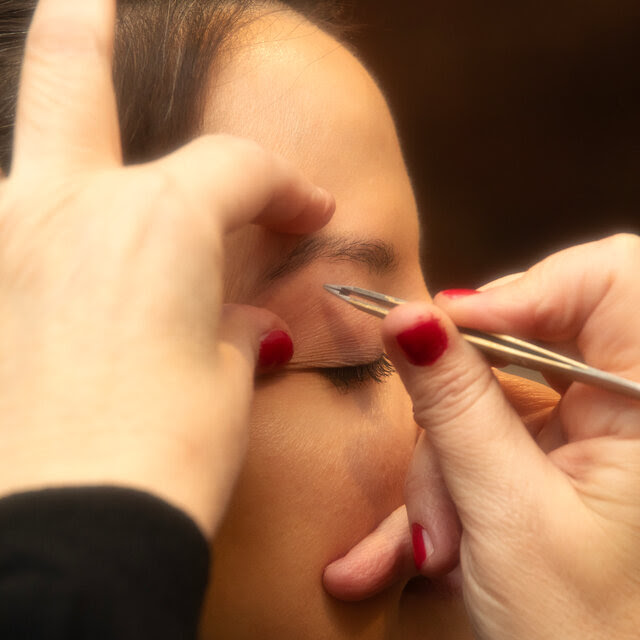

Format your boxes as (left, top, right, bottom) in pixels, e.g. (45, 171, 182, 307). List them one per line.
(401, 565, 463, 599)
(401, 575, 431, 596)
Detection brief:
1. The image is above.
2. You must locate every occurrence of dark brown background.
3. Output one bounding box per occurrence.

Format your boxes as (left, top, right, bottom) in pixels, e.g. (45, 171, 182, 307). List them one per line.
(348, 1, 640, 290)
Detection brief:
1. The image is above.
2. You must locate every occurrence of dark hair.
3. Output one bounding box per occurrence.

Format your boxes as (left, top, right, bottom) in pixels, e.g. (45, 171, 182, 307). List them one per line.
(0, 0, 351, 172)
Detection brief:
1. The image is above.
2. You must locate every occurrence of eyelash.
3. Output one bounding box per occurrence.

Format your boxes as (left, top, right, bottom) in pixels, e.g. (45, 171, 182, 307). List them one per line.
(319, 354, 395, 392)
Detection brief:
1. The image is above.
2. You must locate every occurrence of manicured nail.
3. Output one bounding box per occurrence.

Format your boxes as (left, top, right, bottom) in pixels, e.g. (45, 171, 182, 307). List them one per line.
(439, 289, 479, 299)
(411, 524, 434, 570)
(396, 318, 448, 366)
(258, 330, 294, 369)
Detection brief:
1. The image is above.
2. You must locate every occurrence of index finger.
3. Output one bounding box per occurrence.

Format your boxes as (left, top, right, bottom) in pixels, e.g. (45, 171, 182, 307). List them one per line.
(12, 0, 121, 176)
(435, 234, 640, 378)
(150, 134, 335, 235)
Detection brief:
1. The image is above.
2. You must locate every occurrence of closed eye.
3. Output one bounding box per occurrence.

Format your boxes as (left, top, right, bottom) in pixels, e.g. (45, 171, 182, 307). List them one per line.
(318, 354, 395, 392)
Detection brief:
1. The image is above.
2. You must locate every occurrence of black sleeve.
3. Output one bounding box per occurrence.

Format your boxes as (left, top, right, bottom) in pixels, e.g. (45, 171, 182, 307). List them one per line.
(0, 486, 210, 640)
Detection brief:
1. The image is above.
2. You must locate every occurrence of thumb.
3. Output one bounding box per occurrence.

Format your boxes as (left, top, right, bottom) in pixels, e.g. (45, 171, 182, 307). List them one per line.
(323, 506, 415, 601)
(381, 303, 554, 535)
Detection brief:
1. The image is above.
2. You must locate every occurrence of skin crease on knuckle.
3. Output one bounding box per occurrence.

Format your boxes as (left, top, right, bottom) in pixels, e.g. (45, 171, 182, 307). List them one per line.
(410, 355, 497, 436)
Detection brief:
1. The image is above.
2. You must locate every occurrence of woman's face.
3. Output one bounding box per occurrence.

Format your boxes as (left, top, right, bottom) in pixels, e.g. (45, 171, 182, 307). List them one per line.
(199, 11, 472, 639)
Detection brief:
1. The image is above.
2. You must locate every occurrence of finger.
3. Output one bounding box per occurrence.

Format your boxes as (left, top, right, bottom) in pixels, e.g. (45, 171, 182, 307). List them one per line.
(213, 303, 293, 477)
(179, 304, 293, 536)
(438, 272, 524, 300)
(323, 506, 415, 601)
(218, 303, 294, 380)
(13, 0, 121, 175)
(323, 446, 462, 601)
(217, 303, 294, 425)
(478, 271, 525, 290)
(435, 234, 640, 378)
(404, 434, 461, 574)
(381, 302, 555, 532)
(150, 134, 335, 235)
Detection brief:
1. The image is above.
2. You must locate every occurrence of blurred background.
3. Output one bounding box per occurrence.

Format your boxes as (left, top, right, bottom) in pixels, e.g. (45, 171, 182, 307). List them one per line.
(347, 1, 640, 291)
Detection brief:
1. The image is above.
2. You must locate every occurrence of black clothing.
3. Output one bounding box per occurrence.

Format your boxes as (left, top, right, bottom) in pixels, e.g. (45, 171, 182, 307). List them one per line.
(0, 487, 210, 639)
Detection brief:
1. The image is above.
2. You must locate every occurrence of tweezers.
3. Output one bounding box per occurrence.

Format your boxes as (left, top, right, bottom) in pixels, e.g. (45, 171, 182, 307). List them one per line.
(324, 284, 640, 401)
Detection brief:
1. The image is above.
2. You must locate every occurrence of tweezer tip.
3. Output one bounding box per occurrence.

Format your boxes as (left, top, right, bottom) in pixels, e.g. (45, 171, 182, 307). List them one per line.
(323, 283, 348, 297)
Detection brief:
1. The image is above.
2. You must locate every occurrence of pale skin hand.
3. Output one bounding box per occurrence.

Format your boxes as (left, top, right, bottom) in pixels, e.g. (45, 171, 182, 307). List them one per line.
(0, 0, 333, 537)
(326, 234, 640, 639)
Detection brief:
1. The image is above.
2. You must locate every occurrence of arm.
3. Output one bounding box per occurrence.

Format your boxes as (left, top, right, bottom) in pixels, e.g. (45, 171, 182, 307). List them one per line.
(0, 488, 208, 639)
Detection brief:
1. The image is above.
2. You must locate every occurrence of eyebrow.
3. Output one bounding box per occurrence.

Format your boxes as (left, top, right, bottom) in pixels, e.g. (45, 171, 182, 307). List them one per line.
(262, 236, 399, 284)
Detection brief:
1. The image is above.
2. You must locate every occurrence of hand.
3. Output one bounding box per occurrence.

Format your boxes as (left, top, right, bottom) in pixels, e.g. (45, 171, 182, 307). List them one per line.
(326, 234, 640, 639)
(324, 370, 559, 601)
(0, 0, 333, 536)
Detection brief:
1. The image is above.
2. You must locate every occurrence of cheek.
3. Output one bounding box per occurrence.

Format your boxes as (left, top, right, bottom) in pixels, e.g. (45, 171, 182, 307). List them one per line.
(244, 375, 415, 554)
(204, 375, 417, 635)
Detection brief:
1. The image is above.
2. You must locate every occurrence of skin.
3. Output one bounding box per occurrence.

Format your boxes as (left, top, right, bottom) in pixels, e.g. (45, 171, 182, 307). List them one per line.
(197, 11, 472, 638)
(0, 0, 334, 537)
(5, 3, 638, 639)
(14, 1, 629, 637)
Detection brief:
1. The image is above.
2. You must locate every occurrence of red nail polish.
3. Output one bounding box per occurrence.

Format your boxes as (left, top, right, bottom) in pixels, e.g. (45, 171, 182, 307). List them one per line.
(440, 289, 479, 299)
(397, 318, 448, 366)
(411, 523, 428, 570)
(258, 330, 294, 369)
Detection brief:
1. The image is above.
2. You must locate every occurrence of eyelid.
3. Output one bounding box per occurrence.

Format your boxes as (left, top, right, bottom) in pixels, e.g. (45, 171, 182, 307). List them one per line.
(318, 354, 395, 391)
(286, 347, 384, 370)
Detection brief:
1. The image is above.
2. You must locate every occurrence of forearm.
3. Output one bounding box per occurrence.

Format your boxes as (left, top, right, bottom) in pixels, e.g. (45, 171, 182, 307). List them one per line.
(0, 487, 209, 639)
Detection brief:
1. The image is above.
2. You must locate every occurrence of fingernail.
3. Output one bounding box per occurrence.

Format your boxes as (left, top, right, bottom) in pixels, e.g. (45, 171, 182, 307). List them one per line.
(411, 524, 434, 570)
(396, 318, 448, 366)
(258, 330, 294, 369)
(439, 289, 479, 299)
(308, 185, 332, 214)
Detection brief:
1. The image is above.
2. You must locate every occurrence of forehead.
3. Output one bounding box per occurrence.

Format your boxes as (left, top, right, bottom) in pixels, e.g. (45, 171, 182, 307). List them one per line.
(204, 11, 398, 175)
(202, 10, 422, 301)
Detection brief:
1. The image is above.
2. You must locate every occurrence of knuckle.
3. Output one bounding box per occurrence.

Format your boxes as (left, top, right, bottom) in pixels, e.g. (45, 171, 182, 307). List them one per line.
(595, 233, 640, 303)
(231, 137, 270, 169)
(522, 232, 640, 340)
(137, 167, 222, 258)
(222, 134, 265, 156)
(191, 135, 274, 181)
(604, 233, 640, 266)
(411, 356, 496, 429)
(529, 286, 575, 339)
(141, 169, 190, 224)
(205, 134, 265, 159)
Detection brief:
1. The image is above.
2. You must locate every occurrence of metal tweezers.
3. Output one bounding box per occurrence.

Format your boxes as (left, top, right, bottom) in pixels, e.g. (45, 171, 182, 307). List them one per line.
(324, 284, 640, 401)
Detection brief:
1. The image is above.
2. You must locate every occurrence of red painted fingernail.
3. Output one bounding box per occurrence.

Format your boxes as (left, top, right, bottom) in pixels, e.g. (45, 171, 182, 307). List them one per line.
(258, 330, 294, 369)
(411, 524, 433, 570)
(397, 318, 448, 366)
(439, 289, 479, 299)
